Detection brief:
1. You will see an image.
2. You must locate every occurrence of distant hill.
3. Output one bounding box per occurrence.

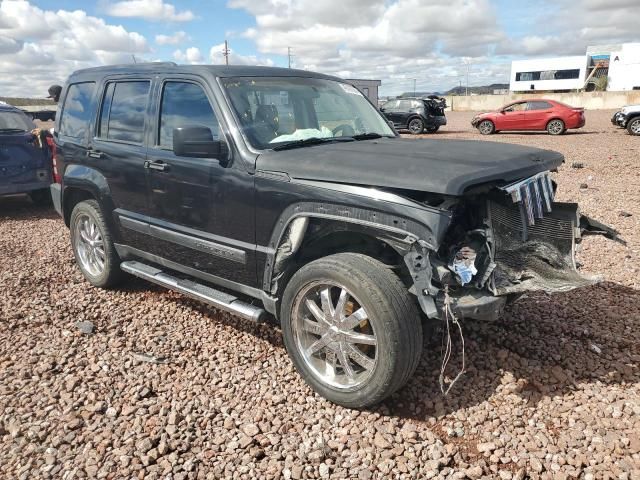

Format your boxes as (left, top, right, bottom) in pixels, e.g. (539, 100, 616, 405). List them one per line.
(0, 97, 55, 106)
(397, 84, 509, 97)
(444, 83, 509, 95)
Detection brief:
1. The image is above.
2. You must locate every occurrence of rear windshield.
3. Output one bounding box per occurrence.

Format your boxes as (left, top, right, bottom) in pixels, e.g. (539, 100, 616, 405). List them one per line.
(0, 110, 34, 132)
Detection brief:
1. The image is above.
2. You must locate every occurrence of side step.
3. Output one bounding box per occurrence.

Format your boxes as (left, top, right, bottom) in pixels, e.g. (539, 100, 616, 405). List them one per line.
(121, 261, 266, 323)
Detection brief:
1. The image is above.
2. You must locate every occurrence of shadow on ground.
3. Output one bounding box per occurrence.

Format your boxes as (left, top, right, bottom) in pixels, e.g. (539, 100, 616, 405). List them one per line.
(0, 194, 58, 221)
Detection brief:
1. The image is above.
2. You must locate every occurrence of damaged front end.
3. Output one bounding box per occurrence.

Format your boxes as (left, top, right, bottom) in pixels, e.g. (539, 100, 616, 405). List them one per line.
(413, 171, 623, 321)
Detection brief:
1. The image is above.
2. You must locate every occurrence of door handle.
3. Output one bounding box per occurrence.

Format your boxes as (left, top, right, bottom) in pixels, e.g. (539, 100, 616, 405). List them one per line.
(144, 160, 169, 172)
(86, 150, 103, 159)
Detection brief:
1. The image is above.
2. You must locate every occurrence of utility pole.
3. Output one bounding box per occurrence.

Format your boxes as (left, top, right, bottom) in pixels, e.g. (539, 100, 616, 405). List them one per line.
(287, 47, 293, 68)
(131, 54, 137, 64)
(466, 63, 470, 96)
(413, 78, 416, 97)
(222, 40, 230, 65)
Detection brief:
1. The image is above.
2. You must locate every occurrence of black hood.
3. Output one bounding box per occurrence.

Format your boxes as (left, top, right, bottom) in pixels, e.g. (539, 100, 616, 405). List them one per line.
(256, 137, 564, 196)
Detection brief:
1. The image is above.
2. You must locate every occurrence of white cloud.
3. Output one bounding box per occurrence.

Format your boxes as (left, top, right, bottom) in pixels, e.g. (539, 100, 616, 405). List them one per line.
(156, 30, 189, 45)
(0, 1, 149, 97)
(228, 0, 640, 95)
(173, 47, 203, 64)
(209, 43, 274, 66)
(104, 0, 194, 22)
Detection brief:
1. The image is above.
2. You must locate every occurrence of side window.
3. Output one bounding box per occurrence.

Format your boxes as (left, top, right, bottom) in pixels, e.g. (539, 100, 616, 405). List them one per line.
(159, 82, 220, 148)
(59, 82, 96, 138)
(103, 81, 150, 144)
(505, 102, 526, 112)
(527, 101, 552, 111)
(398, 100, 412, 111)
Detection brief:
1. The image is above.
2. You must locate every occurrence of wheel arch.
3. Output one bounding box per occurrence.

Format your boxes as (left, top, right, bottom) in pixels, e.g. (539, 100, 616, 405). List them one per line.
(62, 165, 114, 227)
(263, 202, 448, 319)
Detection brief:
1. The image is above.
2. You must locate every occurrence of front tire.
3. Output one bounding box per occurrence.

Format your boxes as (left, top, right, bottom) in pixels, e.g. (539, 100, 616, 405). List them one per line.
(281, 253, 423, 408)
(408, 118, 424, 134)
(477, 120, 495, 135)
(627, 117, 640, 136)
(547, 119, 565, 135)
(70, 200, 123, 288)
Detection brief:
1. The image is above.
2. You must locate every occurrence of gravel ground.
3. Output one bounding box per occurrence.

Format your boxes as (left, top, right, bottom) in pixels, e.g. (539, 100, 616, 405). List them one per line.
(1, 110, 638, 479)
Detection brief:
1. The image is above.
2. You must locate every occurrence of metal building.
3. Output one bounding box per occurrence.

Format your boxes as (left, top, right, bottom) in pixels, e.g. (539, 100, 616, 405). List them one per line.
(346, 79, 381, 103)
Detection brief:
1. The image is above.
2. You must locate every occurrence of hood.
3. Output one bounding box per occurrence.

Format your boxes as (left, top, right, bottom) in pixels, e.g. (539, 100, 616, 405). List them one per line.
(256, 137, 564, 196)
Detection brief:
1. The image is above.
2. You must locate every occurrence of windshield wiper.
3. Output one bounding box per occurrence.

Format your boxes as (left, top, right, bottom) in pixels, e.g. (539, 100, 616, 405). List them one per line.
(350, 132, 385, 140)
(271, 136, 354, 151)
(0, 128, 26, 133)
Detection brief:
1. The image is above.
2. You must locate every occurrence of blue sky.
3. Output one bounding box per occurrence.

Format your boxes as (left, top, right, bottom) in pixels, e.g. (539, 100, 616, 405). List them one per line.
(1, 0, 638, 97)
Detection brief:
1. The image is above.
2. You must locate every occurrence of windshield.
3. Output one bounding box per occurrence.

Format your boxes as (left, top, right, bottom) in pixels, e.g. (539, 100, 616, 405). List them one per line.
(221, 76, 394, 150)
(0, 110, 34, 132)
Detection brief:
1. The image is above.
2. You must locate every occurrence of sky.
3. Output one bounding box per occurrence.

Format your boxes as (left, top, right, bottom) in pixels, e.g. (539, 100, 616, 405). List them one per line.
(0, 0, 638, 98)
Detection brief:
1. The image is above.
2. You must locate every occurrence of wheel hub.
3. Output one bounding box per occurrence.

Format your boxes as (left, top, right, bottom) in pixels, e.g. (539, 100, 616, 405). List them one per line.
(292, 282, 378, 390)
(74, 213, 106, 277)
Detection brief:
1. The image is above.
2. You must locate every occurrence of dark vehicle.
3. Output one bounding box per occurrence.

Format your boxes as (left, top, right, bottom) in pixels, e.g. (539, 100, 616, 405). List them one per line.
(611, 104, 640, 135)
(380, 96, 447, 134)
(51, 64, 619, 407)
(0, 103, 52, 204)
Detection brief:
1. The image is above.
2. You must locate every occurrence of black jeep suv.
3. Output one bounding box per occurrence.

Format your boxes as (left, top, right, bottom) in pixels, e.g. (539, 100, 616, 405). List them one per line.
(380, 96, 447, 134)
(50, 63, 617, 407)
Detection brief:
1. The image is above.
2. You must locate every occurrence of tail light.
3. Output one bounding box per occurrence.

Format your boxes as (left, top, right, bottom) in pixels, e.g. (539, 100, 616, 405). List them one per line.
(45, 136, 61, 184)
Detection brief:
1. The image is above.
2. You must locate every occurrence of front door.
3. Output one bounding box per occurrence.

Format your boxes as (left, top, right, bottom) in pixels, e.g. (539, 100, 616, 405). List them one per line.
(144, 78, 257, 287)
(90, 79, 153, 252)
(497, 102, 526, 130)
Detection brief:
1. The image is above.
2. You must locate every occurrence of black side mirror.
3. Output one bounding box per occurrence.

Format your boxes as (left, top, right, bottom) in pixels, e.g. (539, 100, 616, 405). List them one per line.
(173, 126, 229, 164)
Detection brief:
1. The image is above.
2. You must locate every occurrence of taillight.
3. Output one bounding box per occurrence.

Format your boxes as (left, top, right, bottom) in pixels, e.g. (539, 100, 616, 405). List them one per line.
(45, 136, 61, 184)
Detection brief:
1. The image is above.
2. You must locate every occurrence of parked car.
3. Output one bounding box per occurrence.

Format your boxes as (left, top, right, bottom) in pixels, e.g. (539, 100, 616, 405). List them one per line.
(471, 99, 585, 135)
(611, 104, 640, 135)
(51, 64, 619, 407)
(380, 96, 447, 134)
(0, 103, 53, 204)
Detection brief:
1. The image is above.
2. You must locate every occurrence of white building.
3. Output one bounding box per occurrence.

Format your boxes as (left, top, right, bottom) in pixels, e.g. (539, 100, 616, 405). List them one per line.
(510, 56, 587, 92)
(510, 43, 640, 92)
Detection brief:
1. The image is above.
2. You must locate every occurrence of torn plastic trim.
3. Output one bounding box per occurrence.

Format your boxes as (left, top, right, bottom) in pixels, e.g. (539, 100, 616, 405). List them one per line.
(271, 217, 309, 290)
(404, 240, 439, 318)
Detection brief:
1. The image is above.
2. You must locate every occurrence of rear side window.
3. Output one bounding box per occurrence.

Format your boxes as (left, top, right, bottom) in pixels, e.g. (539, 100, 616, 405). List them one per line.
(158, 82, 219, 148)
(527, 101, 553, 111)
(98, 81, 150, 144)
(59, 82, 96, 138)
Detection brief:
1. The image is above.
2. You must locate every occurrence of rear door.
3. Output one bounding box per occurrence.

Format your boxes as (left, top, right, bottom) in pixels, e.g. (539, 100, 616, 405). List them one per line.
(0, 109, 49, 192)
(90, 78, 153, 252)
(524, 101, 553, 130)
(497, 102, 526, 130)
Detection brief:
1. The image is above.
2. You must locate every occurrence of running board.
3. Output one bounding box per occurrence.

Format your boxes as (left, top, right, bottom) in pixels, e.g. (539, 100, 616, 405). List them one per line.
(121, 261, 266, 323)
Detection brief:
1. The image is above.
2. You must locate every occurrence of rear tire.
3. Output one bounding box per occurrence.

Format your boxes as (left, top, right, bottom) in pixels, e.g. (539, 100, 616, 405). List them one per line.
(70, 200, 123, 288)
(408, 118, 424, 134)
(29, 188, 52, 206)
(281, 253, 423, 408)
(477, 120, 495, 135)
(627, 117, 640, 136)
(547, 119, 565, 135)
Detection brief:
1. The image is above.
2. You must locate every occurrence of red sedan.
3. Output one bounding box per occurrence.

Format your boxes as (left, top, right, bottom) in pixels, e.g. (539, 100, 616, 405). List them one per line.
(471, 99, 585, 135)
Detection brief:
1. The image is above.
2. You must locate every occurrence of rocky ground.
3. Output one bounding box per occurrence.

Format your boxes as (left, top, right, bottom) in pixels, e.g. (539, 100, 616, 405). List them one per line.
(1, 110, 639, 479)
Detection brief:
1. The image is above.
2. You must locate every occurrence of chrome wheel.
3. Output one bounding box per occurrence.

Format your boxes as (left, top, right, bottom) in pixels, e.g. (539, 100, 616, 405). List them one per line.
(74, 213, 106, 277)
(292, 282, 377, 390)
(547, 119, 564, 135)
(629, 118, 640, 135)
(478, 120, 494, 135)
(408, 118, 423, 134)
